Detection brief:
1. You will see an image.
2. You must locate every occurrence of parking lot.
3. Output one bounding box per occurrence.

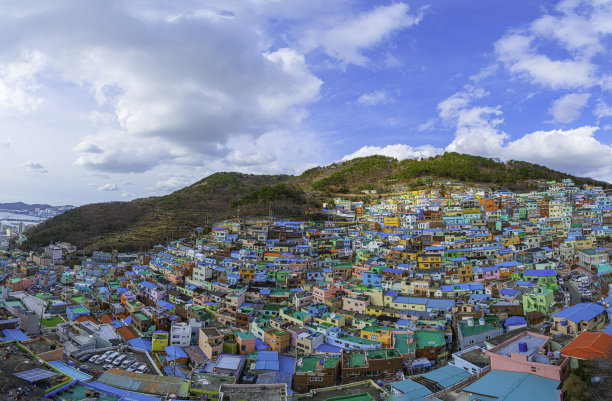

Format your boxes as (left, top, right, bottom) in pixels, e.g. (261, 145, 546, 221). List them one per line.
(566, 272, 594, 302)
(79, 349, 155, 376)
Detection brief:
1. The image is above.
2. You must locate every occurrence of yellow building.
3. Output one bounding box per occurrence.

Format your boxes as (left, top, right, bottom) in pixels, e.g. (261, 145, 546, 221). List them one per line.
(417, 254, 441, 270)
(360, 326, 393, 348)
(152, 332, 169, 352)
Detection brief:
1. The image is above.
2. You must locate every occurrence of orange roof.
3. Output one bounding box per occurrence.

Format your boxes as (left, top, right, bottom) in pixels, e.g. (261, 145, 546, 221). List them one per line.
(99, 313, 115, 324)
(116, 325, 139, 341)
(76, 315, 99, 324)
(560, 331, 612, 360)
(116, 313, 129, 320)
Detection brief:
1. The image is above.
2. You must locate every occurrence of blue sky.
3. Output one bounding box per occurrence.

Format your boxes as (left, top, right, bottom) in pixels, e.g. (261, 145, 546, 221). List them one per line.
(0, 0, 611, 204)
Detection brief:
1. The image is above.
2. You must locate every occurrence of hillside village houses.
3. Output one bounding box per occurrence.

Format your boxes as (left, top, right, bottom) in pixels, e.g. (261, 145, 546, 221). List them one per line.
(0, 178, 610, 400)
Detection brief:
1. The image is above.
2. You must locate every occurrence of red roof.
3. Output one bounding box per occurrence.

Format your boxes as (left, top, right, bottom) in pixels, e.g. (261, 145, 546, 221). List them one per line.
(75, 315, 99, 324)
(99, 313, 115, 324)
(116, 325, 139, 341)
(560, 331, 612, 360)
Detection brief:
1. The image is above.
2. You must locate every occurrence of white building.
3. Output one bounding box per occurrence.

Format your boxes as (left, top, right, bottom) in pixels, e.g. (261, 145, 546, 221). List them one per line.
(170, 322, 191, 346)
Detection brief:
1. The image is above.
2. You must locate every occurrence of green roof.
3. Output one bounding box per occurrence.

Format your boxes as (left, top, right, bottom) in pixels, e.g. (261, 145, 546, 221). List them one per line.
(235, 332, 255, 340)
(414, 330, 446, 349)
(296, 356, 339, 372)
(40, 316, 65, 327)
(349, 353, 367, 367)
(339, 335, 380, 345)
(459, 317, 501, 337)
(326, 394, 374, 401)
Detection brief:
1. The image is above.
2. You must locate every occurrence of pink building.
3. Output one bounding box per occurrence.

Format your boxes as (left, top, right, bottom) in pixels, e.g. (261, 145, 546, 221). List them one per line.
(475, 267, 501, 282)
(312, 283, 344, 304)
(486, 331, 570, 381)
(342, 295, 370, 314)
(352, 264, 370, 279)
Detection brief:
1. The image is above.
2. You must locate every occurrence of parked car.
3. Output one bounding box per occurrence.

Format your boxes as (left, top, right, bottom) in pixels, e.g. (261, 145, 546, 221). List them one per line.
(89, 354, 100, 363)
(103, 363, 114, 370)
(113, 354, 127, 366)
(126, 364, 139, 372)
(99, 351, 112, 360)
(136, 365, 149, 374)
(121, 357, 136, 369)
(79, 354, 91, 362)
(105, 352, 120, 363)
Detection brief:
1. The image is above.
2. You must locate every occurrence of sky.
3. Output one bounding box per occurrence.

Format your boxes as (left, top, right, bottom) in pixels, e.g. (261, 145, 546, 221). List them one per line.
(1, 0, 612, 205)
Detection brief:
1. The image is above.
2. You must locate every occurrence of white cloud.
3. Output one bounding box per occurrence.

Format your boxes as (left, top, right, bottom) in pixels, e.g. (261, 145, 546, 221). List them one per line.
(301, 3, 423, 66)
(549, 93, 591, 123)
(357, 90, 389, 107)
(341, 144, 443, 161)
(98, 183, 118, 191)
(147, 176, 193, 193)
(495, 34, 596, 89)
(594, 100, 612, 118)
(0, 138, 10, 149)
(0, 50, 45, 114)
(0, 2, 326, 175)
(417, 118, 435, 131)
(21, 160, 47, 174)
(494, 1, 612, 90)
(502, 126, 612, 178)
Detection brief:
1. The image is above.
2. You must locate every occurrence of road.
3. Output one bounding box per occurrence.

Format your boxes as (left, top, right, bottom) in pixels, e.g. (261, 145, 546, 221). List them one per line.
(566, 281, 582, 306)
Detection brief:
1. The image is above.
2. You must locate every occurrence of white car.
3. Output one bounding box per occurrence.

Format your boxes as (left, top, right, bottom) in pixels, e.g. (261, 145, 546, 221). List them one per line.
(135, 365, 149, 374)
(89, 355, 100, 363)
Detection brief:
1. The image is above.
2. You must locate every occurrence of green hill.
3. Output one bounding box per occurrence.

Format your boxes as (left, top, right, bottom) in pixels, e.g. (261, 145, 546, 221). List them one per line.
(23, 173, 313, 252)
(22, 152, 610, 252)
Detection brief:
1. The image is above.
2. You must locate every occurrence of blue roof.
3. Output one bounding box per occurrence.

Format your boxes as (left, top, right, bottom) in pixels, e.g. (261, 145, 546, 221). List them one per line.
(139, 281, 157, 290)
(463, 370, 560, 401)
(421, 365, 470, 388)
(1, 329, 29, 342)
(554, 303, 605, 322)
(505, 316, 527, 326)
(500, 288, 519, 296)
(165, 345, 188, 361)
(523, 269, 556, 277)
(316, 343, 342, 353)
(157, 300, 175, 310)
(128, 337, 152, 352)
(255, 338, 270, 350)
(47, 360, 92, 381)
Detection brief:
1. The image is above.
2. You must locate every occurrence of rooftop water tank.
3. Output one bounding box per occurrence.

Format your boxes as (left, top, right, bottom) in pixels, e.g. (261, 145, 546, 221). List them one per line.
(467, 318, 474, 327)
(518, 342, 528, 352)
(479, 318, 485, 326)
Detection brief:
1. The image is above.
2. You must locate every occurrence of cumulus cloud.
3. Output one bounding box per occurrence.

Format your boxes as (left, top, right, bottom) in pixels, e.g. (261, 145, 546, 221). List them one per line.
(147, 176, 193, 193)
(98, 183, 118, 191)
(494, 1, 612, 90)
(0, 50, 45, 114)
(21, 160, 47, 174)
(439, 88, 612, 182)
(550, 93, 591, 123)
(357, 90, 389, 107)
(341, 144, 443, 161)
(0, 2, 328, 175)
(301, 3, 424, 66)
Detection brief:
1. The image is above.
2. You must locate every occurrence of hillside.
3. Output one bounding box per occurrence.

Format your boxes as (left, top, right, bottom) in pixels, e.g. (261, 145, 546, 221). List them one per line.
(22, 152, 610, 252)
(23, 173, 314, 252)
(297, 153, 611, 193)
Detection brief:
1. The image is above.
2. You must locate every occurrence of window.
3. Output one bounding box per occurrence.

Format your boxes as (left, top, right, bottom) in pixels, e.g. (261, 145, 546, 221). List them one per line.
(309, 377, 323, 382)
